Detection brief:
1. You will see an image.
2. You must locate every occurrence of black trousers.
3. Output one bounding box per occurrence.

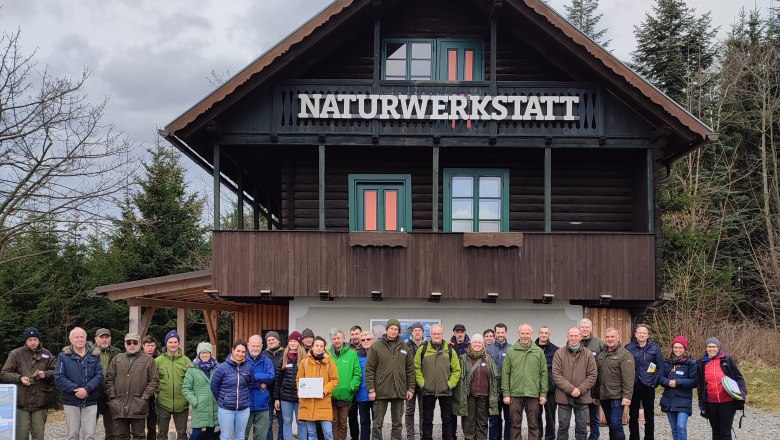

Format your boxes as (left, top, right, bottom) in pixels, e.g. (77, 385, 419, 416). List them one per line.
(537, 392, 556, 440)
(349, 401, 359, 440)
(705, 401, 738, 440)
(422, 395, 453, 440)
(628, 383, 655, 440)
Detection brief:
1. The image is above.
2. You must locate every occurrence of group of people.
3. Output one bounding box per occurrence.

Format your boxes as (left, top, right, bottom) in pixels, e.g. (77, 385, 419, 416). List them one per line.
(0, 319, 747, 440)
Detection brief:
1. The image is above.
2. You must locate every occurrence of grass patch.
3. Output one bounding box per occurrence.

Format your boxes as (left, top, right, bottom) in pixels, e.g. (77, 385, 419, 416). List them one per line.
(742, 363, 780, 413)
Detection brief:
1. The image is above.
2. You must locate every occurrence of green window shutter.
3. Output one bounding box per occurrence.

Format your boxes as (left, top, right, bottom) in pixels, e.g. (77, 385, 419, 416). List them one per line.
(349, 174, 413, 232)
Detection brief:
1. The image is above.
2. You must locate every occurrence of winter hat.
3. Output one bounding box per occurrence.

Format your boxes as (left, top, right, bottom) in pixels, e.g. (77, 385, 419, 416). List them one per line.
(672, 336, 689, 351)
(409, 322, 423, 332)
(705, 337, 720, 348)
(386, 318, 401, 330)
(23, 327, 41, 341)
(124, 332, 141, 342)
(266, 331, 281, 342)
(95, 328, 111, 337)
(301, 328, 315, 339)
(196, 342, 213, 355)
(288, 331, 302, 343)
(164, 330, 181, 344)
(471, 333, 484, 343)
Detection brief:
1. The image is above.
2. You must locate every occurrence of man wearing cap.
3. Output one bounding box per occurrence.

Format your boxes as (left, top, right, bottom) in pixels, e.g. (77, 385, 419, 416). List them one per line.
(95, 328, 121, 440)
(55, 327, 104, 440)
(264, 331, 285, 440)
(404, 322, 425, 440)
(415, 323, 461, 440)
(155, 330, 191, 440)
(246, 334, 276, 440)
(502, 324, 547, 440)
(1, 327, 56, 440)
(365, 318, 416, 440)
(106, 333, 160, 440)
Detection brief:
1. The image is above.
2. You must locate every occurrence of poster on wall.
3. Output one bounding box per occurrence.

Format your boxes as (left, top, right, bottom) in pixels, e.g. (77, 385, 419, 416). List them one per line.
(0, 384, 16, 440)
(369, 319, 441, 342)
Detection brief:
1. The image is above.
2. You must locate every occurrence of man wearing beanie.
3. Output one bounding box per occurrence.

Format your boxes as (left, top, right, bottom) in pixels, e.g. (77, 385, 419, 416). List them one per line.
(366, 318, 416, 440)
(405, 322, 425, 440)
(95, 328, 121, 440)
(105, 333, 159, 439)
(301, 328, 315, 352)
(1, 327, 56, 440)
(264, 331, 285, 440)
(155, 330, 191, 440)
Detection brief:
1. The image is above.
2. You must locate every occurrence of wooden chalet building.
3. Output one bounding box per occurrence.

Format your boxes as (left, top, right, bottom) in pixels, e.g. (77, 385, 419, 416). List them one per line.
(94, 0, 713, 347)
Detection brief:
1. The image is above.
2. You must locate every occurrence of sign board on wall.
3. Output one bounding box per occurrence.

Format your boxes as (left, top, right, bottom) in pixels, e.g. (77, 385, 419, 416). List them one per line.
(369, 318, 441, 342)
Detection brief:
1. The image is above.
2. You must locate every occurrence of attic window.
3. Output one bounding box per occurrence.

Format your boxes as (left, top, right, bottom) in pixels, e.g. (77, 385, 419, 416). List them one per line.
(382, 39, 484, 81)
(384, 41, 434, 80)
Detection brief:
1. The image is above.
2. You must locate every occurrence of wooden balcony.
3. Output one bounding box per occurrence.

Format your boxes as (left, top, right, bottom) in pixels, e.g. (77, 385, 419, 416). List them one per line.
(212, 230, 656, 301)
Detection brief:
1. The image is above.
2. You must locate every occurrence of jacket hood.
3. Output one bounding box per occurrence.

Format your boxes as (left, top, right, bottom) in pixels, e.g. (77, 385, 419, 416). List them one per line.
(450, 335, 470, 346)
(161, 348, 185, 359)
(512, 341, 534, 351)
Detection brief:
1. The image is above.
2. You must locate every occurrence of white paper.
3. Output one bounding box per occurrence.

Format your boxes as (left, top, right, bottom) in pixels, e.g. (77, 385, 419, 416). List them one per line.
(298, 377, 324, 399)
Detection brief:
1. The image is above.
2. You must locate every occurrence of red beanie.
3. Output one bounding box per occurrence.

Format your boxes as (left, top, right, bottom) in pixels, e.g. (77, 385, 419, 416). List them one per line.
(288, 331, 302, 343)
(672, 336, 689, 351)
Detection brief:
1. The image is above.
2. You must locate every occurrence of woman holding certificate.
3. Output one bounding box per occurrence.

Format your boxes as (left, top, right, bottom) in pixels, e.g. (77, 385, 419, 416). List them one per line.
(697, 337, 747, 440)
(297, 336, 340, 440)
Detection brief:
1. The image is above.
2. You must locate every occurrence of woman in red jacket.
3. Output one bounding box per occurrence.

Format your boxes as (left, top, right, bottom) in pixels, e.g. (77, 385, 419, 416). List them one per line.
(697, 337, 747, 440)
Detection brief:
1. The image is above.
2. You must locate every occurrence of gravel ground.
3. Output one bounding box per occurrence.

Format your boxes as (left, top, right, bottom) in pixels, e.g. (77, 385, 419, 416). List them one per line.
(42, 397, 772, 439)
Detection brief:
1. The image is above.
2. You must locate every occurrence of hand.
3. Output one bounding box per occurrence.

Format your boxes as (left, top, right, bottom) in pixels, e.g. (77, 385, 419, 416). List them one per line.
(571, 388, 581, 398)
(621, 398, 631, 406)
(260, 383, 267, 391)
(369, 392, 376, 401)
(539, 396, 547, 406)
(20, 377, 31, 386)
(593, 399, 599, 406)
(274, 400, 281, 411)
(406, 391, 414, 401)
(668, 379, 676, 388)
(503, 396, 511, 405)
(36, 371, 45, 379)
(74, 388, 89, 399)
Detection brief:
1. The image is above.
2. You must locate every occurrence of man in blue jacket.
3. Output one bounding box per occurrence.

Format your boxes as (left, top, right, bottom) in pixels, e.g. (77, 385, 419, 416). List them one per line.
(246, 335, 277, 440)
(625, 324, 664, 440)
(55, 327, 104, 440)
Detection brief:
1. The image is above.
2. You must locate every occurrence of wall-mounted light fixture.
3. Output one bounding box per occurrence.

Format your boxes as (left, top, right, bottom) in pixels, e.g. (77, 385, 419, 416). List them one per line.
(599, 294, 612, 306)
(260, 289, 272, 301)
(371, 290, 382, 301)
(429, 292, 442, 303)
(482, 292, 498, 304)
(319, 290, 333, 301)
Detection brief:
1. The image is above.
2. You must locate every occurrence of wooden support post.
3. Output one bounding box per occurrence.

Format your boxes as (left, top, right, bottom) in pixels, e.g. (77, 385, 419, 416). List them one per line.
(545, 147, 552, 233)
(177, 308, 187, 352)
(213, 144, 221, 230)
(432, 147, 440, 232)
(128, 306, 141, 334)
(139, 307, 156, 337)
(204, 310, 219, 358)
(646, 149, 655, 233)
(237, 172, 245, 230)
(319, 144, 326, 231)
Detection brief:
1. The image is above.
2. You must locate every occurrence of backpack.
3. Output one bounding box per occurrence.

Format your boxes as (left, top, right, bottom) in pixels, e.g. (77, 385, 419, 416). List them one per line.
(420, 341, 455, 360)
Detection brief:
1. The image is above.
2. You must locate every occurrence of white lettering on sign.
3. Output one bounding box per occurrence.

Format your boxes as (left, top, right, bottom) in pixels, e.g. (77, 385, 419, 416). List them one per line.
(297, 93, 580, 121)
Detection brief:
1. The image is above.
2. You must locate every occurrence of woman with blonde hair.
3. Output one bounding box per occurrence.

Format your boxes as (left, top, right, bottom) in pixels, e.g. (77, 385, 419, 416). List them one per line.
(274, 331, 307, 440)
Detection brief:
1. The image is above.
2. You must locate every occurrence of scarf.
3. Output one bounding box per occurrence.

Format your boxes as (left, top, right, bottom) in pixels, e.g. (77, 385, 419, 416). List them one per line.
(312, 352, 325, 361)
(668, 353, 690, 364)
(467, 347, 485, 360)
(568, 343, 582, 352)
(288, 351, 298, 363)
(195, 357, 217, 374)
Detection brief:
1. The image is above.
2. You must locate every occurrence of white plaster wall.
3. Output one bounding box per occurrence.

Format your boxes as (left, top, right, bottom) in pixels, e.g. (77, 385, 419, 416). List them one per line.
(288, 298, 583, 347)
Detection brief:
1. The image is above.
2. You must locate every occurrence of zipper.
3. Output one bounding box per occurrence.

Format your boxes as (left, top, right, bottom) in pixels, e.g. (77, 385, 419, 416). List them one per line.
(235, 361, 240, 410)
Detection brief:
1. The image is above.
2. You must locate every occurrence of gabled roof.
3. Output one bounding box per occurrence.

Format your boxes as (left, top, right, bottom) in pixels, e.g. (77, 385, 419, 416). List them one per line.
(165, 0, 713, 157)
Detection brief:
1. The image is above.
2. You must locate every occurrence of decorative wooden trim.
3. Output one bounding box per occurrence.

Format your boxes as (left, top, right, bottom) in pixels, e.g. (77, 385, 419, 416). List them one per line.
(462, 232, 524, 248)
(349, 231, 409, 247)
(126, 297, 243, 312)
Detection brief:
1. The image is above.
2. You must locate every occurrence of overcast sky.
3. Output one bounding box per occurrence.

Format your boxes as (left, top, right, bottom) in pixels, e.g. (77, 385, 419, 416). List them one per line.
(2, 0, 776, 213)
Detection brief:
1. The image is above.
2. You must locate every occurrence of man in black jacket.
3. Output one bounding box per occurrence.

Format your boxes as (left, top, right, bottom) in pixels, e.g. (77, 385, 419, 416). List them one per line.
(535, 326, 559, 440)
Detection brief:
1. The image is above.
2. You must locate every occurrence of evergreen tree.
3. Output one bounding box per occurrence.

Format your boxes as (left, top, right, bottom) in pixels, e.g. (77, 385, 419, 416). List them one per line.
(564, 0, 611, 47)
(631, 0, 717, 103)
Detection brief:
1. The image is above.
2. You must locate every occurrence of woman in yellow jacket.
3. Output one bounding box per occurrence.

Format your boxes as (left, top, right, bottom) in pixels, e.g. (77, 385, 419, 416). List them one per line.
(297, 336, 340, 440)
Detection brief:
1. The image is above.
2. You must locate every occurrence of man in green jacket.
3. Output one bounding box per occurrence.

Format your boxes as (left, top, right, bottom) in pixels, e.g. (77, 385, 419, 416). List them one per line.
(502, 324, 547, 440)
(365, 318, 415, 440)
(414, 323, 461, 440)
(329, 329, 362, 440)
(155, 330, 191, 440)
(595, 328, 634, 440)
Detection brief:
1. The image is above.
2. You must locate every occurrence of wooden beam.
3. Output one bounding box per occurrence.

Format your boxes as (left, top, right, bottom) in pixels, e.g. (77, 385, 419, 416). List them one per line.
(237, 172, 245, 229)
(204, 310, 219, 358)
(126, 297, 243, 312)
(545, 147, 552, 232)
(646, 149, 654, 233)
(319, 144, 326, 231)
(128, 306, 141, 334)
(213, 143, 221, 230)
(177, 308, 187, 353)
(432, 147, 440, 232)
(140, 307, 156, 337)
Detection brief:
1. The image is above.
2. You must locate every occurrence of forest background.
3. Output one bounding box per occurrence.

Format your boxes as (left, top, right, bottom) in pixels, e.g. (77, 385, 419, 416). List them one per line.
(2, 0, 780, 375)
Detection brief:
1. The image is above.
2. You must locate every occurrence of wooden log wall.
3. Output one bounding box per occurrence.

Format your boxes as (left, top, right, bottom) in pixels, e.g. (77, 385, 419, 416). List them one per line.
(233, 304, 290, 341)
(584, 306, 633, 343)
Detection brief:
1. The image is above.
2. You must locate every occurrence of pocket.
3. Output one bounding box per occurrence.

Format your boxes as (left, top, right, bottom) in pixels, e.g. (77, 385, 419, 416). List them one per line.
(108, 399, 124, 417)
(128, 396, 149, 416)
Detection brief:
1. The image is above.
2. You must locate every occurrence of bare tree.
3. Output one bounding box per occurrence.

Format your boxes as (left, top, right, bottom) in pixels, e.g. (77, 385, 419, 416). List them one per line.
(0, 29, 132, 264)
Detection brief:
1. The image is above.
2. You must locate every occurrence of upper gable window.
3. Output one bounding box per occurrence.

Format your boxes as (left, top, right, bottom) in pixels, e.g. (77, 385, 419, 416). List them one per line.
(382, 39, 484, 81)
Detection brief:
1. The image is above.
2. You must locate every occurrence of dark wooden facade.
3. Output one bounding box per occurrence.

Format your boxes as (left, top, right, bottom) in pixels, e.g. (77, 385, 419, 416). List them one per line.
(164, 0, 713, 311)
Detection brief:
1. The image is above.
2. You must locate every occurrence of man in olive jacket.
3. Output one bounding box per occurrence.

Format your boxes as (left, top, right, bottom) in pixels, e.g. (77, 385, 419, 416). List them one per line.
(595, 328, 635, 440)
(414, 324, 461, 440)
(95, 328, 121, 440)
(365, 318, 415, 440)
(105, 333, 160, 440)
(502, 324, 547, 440)
(552, 327, 597, 440)
(1, 327, 56, 440)
(155, 330, 191, 440)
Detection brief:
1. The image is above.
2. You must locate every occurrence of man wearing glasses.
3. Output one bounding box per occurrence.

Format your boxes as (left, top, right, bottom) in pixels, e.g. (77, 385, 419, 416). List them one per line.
(105, 333, 160, 440)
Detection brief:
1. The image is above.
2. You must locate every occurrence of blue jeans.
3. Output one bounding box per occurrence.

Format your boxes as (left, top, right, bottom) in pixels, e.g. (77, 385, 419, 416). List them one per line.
(488, 400, 511, 440)
(588, 403, 600, 440)
(666, 411, 689, 440)
(268, 408, 283, 440)
(218, 407, 251, 440)
(600, 400, 625, 440)
(305, 421, 333, 440)
(280, 400, 307, 440)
